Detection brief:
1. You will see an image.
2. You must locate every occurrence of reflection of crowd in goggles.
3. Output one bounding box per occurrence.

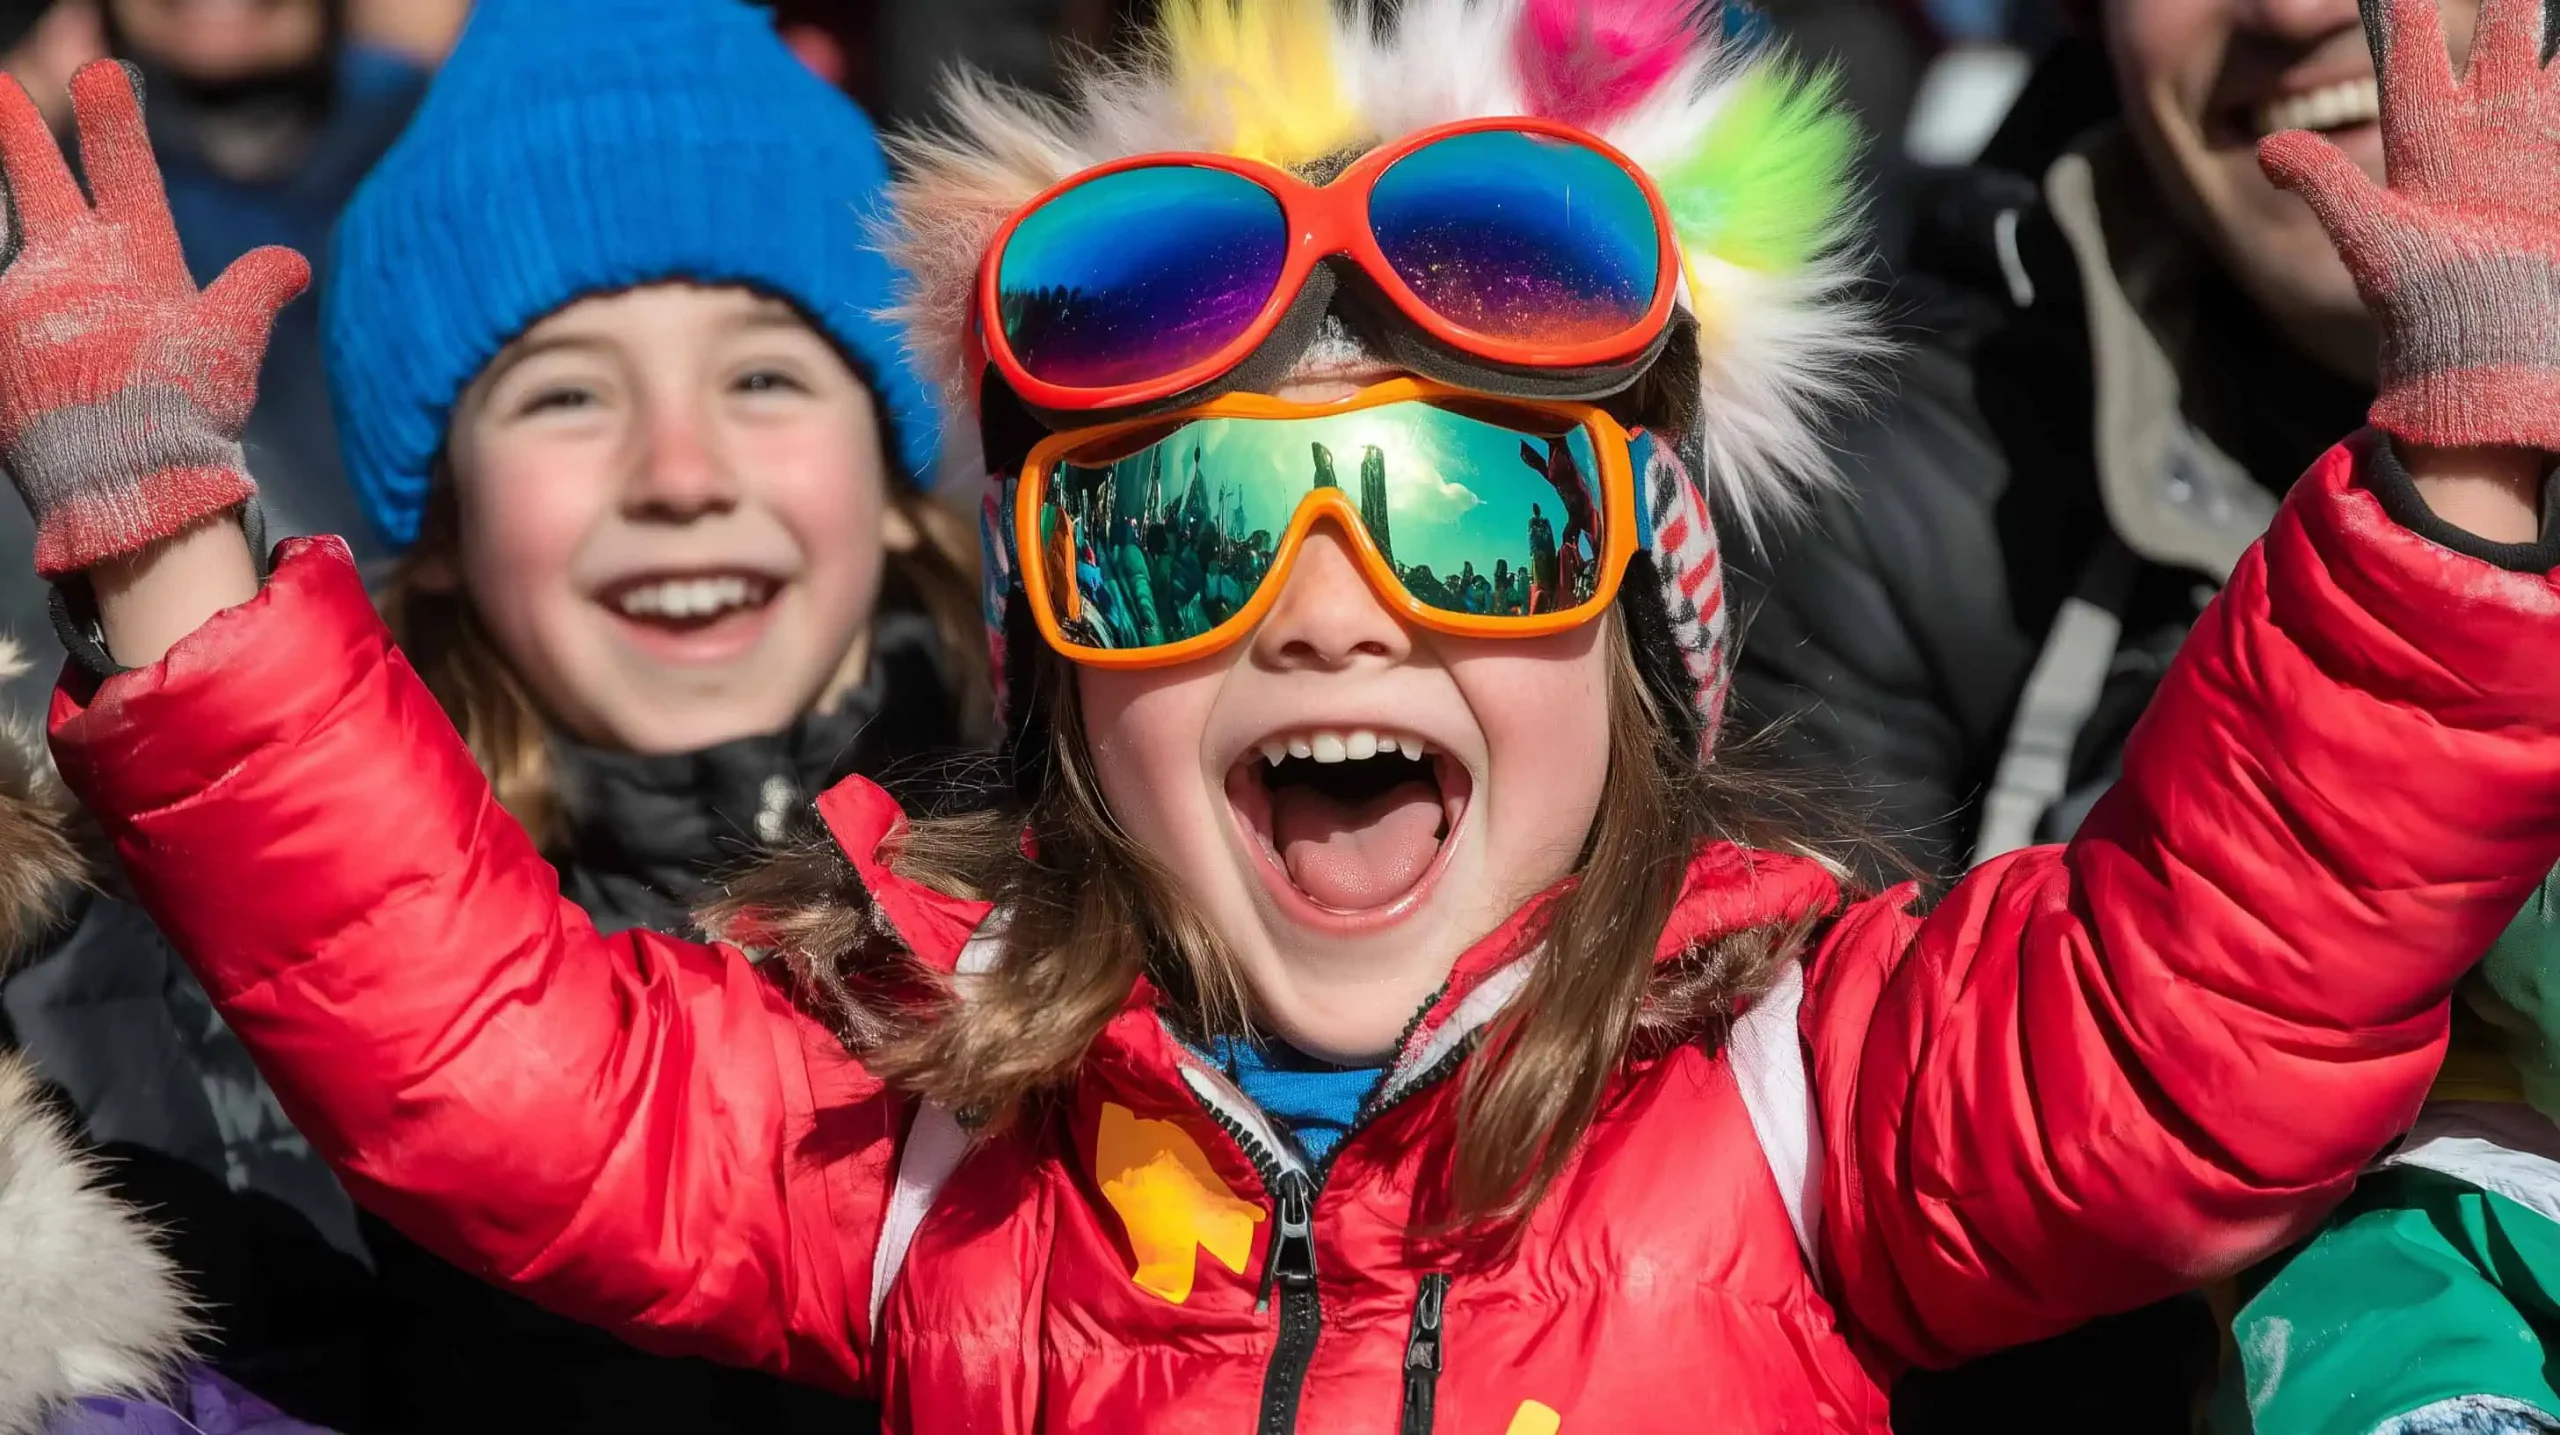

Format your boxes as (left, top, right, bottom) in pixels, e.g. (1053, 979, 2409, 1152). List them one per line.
(1049, 437, 1607, 654)
(1017, 379, 1639, 667)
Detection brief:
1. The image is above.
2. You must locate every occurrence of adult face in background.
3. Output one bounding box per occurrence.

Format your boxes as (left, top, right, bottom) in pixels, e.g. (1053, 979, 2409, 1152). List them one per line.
(104, 0, 334, 180)
(104, 0, 324, 86)
(2106, 0, 2482, 382)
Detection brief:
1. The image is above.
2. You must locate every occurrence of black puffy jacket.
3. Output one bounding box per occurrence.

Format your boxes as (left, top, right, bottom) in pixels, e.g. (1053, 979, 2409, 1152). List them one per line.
(1728, 73, 2367, 884)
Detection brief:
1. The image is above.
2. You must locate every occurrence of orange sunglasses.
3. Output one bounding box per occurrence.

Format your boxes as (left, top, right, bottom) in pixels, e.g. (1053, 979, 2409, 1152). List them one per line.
(974, 117, 1683, 413)
(1015, 377, 1640, 668)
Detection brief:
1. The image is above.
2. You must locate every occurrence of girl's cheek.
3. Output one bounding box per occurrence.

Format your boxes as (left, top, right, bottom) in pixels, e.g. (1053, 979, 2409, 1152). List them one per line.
(452, 437, 622, 654)
(1080, 663, 1230, 847)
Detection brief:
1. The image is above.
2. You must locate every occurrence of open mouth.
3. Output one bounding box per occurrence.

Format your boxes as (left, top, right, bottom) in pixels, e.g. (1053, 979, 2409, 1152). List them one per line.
(1224, 726, 1472, 928)
(597, 570, 780, 632)
(2253, 76, 2379, 138)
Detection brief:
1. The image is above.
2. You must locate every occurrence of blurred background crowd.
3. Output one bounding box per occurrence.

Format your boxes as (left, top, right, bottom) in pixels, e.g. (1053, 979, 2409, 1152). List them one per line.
(0, 0, 2389, 1432)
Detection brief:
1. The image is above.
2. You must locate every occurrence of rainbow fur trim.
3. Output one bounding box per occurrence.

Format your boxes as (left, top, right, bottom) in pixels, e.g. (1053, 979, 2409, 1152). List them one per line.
(884, 0, 1870, 542)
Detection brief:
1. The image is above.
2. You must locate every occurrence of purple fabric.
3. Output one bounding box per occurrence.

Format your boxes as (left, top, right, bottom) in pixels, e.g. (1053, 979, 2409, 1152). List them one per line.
(46, 1366, 334, 1435)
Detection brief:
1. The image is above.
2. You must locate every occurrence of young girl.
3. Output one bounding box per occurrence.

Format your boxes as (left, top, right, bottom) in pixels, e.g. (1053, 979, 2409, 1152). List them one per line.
(314, 0, 982, 1425)
(9, 0, 2560, 1429)
(11, 0, 975, 1427)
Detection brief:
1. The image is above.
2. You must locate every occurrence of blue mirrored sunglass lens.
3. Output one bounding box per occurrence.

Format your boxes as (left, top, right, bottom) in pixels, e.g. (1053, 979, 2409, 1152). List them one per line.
(1369, 131, 1662, 346)
(996, 166, 1288, 390)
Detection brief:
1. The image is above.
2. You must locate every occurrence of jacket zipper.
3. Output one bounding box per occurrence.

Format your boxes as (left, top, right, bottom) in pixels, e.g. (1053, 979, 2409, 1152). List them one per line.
(1255, 1167, 1321, 1435)
(1183, 1035, 1476, 1435)
(1398, 1272, 1450, 1435)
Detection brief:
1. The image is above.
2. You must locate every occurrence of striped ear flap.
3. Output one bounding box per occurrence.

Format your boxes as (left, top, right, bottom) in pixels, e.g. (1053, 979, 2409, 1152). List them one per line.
(1621, 431, 1733, 758)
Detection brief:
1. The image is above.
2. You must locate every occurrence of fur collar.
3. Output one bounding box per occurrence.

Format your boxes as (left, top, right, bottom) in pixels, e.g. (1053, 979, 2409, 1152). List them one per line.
(0, 639, 199, 1429)
(0, 1054, 199, 1432)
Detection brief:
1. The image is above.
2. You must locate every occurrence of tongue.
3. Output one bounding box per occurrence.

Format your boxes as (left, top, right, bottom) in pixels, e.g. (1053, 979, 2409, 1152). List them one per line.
(1271, 778, 1444, 911)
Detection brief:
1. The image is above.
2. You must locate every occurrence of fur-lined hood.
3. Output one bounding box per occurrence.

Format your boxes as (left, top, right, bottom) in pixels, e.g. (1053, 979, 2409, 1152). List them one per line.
(0, 639, 198, 1431)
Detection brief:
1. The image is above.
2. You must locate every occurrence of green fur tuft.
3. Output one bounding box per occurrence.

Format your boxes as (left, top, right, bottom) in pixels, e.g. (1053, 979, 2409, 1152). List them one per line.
(1657, 61, 1857, 274)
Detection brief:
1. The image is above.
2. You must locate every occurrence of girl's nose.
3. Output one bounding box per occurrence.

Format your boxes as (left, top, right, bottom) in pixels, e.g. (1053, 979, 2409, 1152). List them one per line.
(624, 404, 739, 520)
(1251, 522, 1412, 670)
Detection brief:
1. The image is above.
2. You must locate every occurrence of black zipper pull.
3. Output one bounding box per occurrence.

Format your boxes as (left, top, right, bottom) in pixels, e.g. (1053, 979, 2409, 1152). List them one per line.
(1256, 1169, 1317, 1314)
(1399, 1273, 1450, 1435)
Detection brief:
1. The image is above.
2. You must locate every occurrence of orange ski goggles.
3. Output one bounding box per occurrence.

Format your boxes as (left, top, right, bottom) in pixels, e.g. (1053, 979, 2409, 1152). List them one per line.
(976, 117, 1682, 413)
(1016, 378, 1640, 667)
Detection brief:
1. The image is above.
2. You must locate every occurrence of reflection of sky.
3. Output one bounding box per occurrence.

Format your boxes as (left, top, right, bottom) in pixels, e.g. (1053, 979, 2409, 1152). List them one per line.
(1064, 405, 1599, 580)
(999, 167, 1283, 298)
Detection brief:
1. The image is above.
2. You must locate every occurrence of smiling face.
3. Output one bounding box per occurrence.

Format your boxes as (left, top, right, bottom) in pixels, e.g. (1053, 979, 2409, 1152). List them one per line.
(445, 283, 910, 755)
(2107, 0, 2480, 376)
(1074, 378, 1615, 1062)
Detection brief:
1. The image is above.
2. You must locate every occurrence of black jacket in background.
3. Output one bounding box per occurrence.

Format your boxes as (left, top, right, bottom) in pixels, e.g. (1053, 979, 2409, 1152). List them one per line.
(1727, 66, 2367, 885)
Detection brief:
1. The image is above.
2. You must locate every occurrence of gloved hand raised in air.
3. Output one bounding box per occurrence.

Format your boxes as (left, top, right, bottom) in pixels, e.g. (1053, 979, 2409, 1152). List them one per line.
(0, 59, 306, 577)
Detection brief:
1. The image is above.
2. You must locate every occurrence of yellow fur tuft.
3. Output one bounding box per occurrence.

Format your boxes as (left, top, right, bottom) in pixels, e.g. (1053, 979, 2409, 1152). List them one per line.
(1161, 0, 1363, 166)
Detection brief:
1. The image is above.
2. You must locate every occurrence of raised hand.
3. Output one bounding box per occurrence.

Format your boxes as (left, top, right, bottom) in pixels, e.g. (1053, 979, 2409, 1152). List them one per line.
(2260, 0, 2560, 454)
(0, 60, 307, 577)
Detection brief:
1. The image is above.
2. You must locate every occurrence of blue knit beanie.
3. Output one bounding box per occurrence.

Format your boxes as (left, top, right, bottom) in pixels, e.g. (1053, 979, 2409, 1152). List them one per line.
(323, 0, 941, 551)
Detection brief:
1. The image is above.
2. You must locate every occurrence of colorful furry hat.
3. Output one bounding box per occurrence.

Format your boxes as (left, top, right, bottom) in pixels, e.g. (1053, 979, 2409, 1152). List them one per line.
(885, 0, 1865, 762)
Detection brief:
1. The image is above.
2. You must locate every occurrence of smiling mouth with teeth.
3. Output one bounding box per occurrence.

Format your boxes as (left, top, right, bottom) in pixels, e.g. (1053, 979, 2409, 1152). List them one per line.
(1224, 728, 1472, 923)
(2254, 76, 2380, 138)
(600, 571, 779, 631)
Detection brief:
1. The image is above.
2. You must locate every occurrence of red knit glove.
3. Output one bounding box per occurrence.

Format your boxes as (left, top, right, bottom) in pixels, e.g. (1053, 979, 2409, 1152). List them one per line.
(2261, 0, 2560, 453)
(0, 60, 307, 577)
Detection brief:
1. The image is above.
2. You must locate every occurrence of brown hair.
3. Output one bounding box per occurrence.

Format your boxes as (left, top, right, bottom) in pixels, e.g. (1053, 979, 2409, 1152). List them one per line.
(708, 615, 1859, 1234)
(379, 467, 988, 851)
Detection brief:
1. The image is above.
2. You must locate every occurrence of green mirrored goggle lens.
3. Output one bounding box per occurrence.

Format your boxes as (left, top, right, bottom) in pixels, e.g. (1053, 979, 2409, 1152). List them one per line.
(1032, 401, 1610, 652)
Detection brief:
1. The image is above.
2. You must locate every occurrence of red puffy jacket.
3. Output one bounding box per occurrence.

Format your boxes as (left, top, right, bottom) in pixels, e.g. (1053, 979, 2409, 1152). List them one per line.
(47, 439, 2560, 1432)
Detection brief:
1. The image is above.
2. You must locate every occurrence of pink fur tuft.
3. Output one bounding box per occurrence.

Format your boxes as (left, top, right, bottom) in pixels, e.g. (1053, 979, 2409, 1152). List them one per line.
(1513, 0, 1696, 129)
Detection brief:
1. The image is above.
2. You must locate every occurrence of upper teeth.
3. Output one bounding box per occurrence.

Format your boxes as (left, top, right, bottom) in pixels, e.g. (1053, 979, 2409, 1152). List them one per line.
(2258, 77, 2379, 137)
(614, 576, 765, 619)
(1258, 728, 1431, 766)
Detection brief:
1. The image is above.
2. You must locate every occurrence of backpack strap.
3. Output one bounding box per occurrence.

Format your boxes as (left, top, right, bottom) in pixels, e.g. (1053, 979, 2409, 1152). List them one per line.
(1727, 960, 1821, 1278)
(866, 924, 1004, 1334)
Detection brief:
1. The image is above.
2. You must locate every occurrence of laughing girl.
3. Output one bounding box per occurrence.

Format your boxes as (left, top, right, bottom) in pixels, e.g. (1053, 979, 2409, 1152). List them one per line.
(12, 0, 2560, 1429)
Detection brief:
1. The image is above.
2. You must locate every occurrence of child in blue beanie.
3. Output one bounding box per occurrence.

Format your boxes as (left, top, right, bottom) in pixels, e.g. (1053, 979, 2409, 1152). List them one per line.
(318, 0, 982, 1427)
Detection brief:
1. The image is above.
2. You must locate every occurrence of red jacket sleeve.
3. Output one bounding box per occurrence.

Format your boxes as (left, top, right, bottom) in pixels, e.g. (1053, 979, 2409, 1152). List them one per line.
(47, 539, 903, 1395)
(1809, 436, 2560, 1369)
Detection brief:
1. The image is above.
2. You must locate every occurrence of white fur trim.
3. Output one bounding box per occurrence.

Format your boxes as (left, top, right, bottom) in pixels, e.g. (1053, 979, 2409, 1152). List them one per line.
(0, 1054, 196, 1432)
(1728, 961, 1819, 1273)
(866, 925, 1007, 1336)
(1338, 0, 1528, 142)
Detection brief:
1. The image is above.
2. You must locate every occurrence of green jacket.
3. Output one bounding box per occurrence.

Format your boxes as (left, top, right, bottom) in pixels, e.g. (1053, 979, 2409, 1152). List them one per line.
(2220, 869, 2560, 1435)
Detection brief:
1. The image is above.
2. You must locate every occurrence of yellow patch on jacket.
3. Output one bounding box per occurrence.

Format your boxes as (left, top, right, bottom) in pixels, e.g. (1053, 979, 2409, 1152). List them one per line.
(1096, 1101, 1264, 1303)
(1506, 1400, 1563, 1435)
